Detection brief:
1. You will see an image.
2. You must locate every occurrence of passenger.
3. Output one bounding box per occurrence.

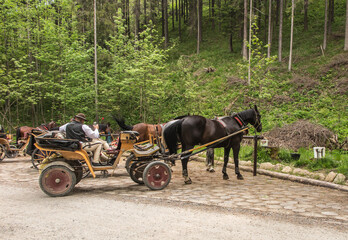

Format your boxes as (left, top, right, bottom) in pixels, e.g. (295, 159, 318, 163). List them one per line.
(59, 113, 106, 165)
(0, 124, 6, 139)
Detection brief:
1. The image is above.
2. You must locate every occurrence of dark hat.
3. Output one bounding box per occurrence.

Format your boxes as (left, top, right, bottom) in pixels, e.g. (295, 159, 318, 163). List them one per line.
(75, 113, 87, 121)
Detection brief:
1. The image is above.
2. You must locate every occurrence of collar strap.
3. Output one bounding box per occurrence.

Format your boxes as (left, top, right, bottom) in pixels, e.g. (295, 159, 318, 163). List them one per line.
(234, 116, 244, 127)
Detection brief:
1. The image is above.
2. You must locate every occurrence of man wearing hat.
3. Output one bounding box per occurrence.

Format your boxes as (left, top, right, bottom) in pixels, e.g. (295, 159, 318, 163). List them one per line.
(59, 113, 104, 165)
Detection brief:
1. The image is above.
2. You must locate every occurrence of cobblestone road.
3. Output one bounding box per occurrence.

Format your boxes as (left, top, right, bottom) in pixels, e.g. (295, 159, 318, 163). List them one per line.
(1, 156, 347, 226)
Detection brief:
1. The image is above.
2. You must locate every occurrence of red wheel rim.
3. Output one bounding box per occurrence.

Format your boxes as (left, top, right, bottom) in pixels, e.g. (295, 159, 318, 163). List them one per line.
(146, 164, 170, 189)
(42, 168, 73, 195)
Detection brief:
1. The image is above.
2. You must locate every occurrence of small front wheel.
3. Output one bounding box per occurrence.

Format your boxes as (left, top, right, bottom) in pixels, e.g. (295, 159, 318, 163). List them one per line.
(125, 153, 135, 173)
(129, 161, 147, 184)
(39, 164, 76, 197)
(143, 161, 171, 190)
(6, 145, 18, 158)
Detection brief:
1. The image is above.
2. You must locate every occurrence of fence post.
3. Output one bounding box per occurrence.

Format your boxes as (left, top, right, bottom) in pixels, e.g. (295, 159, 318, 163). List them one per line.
(253, 135, 258, 176)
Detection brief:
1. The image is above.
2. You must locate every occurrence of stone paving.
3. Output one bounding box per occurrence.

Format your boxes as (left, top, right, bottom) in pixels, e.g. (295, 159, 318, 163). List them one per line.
(1, 156, 347, 225)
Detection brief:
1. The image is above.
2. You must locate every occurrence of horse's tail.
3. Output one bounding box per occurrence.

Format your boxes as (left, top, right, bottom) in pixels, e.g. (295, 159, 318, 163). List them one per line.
(162, 119, 183, 155)
(113, 116, 133, 131)
(16, 127, 21, 145)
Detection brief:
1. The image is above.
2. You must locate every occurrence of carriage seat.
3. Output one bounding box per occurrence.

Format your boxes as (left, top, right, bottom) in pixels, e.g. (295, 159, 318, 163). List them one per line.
(133, 145, 160, 157)
(133, 143, 154, 151)
(35, 132, 81, 151)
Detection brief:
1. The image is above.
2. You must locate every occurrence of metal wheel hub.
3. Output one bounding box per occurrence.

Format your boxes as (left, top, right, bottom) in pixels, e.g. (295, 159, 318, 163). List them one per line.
(146, 165, 169, 187)
(43, 168, 72, 193)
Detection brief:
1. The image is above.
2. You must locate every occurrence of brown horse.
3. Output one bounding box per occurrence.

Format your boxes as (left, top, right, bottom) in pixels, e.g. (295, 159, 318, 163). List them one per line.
(114, 117, 164, 142)
(16, 121, 57, 145)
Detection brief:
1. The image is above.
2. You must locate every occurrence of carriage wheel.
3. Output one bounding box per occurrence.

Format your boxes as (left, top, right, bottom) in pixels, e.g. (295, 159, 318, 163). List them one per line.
(68, 161, 84, 184)
(125, 153, 135, 173)
(129, 161, 147, 184)
(0, 144, 6, 162)
(6, 145, 19, 158)
(143, 161, 172, 190)
(31, 148, 55, 170)
(39, 164, 76, 197)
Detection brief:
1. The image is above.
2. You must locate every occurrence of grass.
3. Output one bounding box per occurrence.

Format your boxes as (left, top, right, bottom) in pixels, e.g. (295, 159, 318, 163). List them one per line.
(203, 146, 348, 178)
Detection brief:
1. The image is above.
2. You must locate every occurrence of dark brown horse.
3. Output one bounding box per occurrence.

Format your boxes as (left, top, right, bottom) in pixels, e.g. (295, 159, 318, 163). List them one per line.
(114, 117, 164, 142)
(16, 121, 57, 145)
(162, 106, 262, 184)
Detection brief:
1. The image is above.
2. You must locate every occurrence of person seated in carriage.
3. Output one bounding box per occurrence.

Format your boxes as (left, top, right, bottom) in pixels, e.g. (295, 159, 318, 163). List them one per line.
(0, 124, 6, 139)
(59, 113, 111, 165)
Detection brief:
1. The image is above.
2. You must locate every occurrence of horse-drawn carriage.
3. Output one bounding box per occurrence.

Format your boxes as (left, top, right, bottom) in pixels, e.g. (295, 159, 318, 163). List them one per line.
(35, 106, 262, 197)
(0, 129, 43, 162)
(36, 130, 172, 197)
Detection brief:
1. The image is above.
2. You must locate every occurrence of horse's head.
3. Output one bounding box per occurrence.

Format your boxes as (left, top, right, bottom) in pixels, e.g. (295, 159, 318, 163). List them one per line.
(252, 105, 262, 132)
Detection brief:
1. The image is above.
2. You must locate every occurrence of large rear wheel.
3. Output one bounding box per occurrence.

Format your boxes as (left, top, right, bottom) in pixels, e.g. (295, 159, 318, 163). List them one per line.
(39, 164, 76, 197)
(143, 161, 171, 190)
(0, 144, 6, 162)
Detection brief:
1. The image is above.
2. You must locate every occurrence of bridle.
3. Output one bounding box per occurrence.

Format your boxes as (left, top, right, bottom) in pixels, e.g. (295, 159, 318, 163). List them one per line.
(253, 109, 262, 131)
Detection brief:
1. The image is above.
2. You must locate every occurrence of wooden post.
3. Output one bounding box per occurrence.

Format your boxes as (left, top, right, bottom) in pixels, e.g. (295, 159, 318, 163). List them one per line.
(253, 135, 258, 176)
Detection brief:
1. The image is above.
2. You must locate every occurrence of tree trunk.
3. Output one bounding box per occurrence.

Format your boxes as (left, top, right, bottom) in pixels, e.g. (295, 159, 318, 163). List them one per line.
(288, 0, 295, 72)
(179, 0, 182, 40)
(248, 0, 253, 85)
(144, 0, 147, 25)
(189, 0, 197, 35)
(94, 0, 98, 121)
(323, 0, 328, 50)
(344, 0, 348, 51)
(304, 0, 308, 31)
(328, 0, 334, 35)
(199, 0, 202, 42)
(135, 0, 140, 36)
(278, 0, 283, 62)
(243, 0, 248, 60)
(217, 0, 221, 31)
(162, 0, 165, 36)
(172, 0, 175, 30)
(229, 9, 234, 52)
(212, 0, 215, 30)
(267, 0, 272, 58)
(164, 0, 169, 48)
(197, 0, 200, 54)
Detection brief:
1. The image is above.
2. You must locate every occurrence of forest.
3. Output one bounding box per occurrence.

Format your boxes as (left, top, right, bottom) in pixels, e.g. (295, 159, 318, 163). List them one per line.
(0, 0, 347, 146)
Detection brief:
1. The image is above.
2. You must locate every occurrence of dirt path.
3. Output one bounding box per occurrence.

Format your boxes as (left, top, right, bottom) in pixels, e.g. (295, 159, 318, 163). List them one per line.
(0, 184, 347, 240)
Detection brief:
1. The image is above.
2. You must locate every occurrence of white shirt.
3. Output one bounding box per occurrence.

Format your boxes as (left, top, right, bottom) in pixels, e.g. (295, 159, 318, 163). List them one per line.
(59, 123, 100, 139)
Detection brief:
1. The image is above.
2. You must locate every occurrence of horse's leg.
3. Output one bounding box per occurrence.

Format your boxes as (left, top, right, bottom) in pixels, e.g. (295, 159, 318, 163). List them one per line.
(181, 146, 192, 184)
(232, 143, 244, 180)
(222, 147, 231, 180)
(206, 148, 215, 172)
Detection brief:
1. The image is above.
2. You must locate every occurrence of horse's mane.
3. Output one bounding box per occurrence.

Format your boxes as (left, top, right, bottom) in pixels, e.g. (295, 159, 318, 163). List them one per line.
(174, 114, 190, 120)
(235, 109, 254, 121)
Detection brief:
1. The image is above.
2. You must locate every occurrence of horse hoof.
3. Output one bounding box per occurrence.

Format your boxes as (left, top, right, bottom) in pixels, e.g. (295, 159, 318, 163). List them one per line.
(223, 175, 229, 180)
(184, 178, 192, 184)
(237, 175, 244, 180)
(209, 168, 215, 173)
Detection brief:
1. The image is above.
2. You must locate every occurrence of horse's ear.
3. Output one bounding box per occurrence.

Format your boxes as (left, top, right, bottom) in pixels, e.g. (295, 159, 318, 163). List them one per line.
(254, 105, 258, 112)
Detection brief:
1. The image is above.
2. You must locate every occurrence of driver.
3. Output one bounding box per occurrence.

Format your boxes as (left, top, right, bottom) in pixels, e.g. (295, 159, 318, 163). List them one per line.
(59, 113, 105, 165)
